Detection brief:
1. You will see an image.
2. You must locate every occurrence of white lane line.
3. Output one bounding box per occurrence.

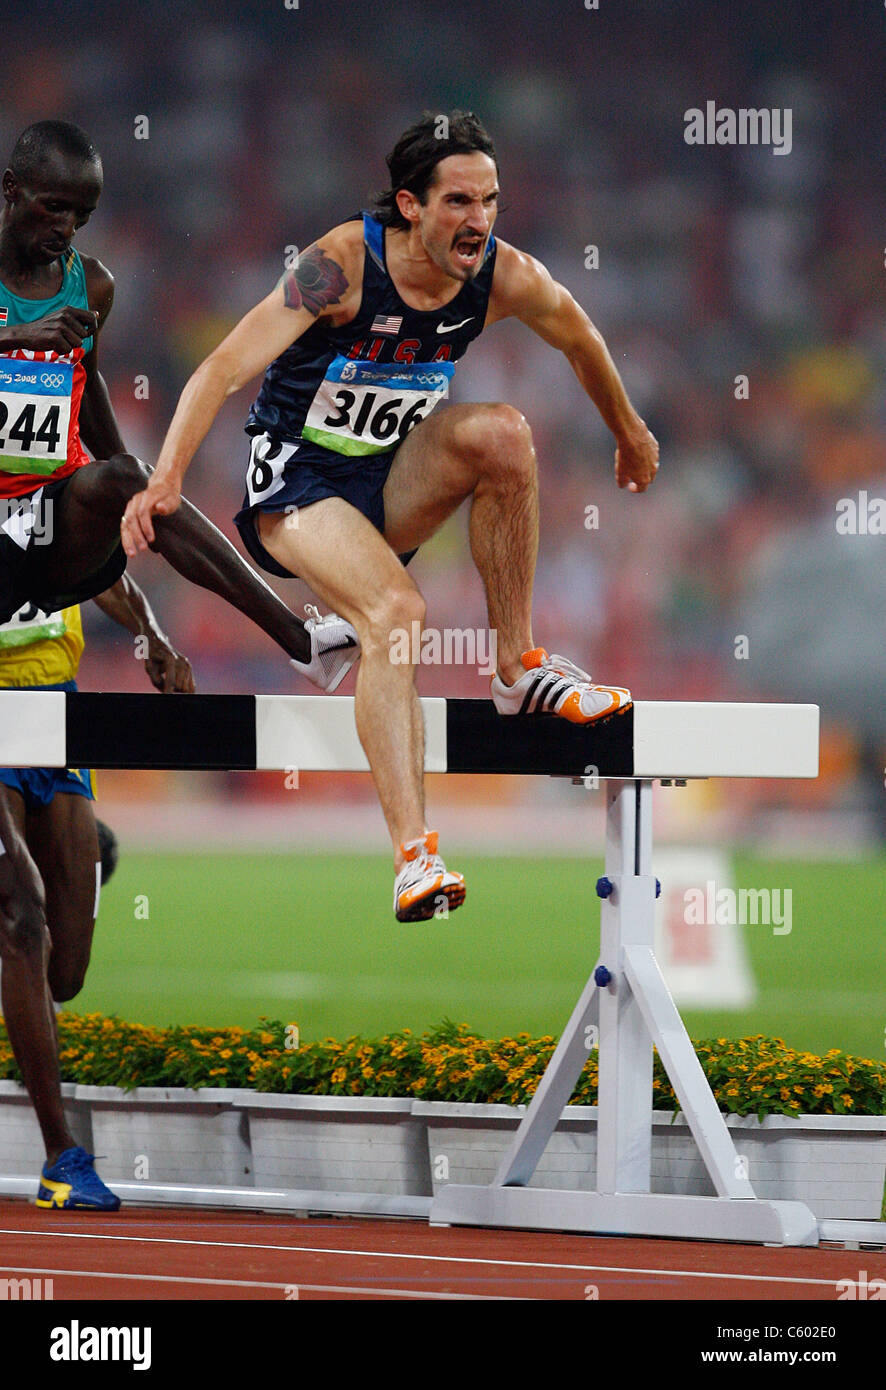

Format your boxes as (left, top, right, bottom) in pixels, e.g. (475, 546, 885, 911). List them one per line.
(0, 1265, 520, 1300)
(0, 1229, 843, 1288)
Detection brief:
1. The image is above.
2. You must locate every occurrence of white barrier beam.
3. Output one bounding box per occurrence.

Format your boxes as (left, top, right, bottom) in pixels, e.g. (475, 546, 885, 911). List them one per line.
(632, 701, 819, 778)
(0, 690, 67, 768)
(0, 693, 819, 777)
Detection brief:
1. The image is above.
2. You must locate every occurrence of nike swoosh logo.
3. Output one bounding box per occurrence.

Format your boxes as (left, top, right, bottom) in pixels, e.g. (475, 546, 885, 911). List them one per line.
(436, 318, 475, 334)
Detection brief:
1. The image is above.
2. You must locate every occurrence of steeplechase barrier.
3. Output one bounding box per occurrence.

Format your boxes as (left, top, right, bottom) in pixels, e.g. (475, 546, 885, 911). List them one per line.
(3, 692, 881, 1247)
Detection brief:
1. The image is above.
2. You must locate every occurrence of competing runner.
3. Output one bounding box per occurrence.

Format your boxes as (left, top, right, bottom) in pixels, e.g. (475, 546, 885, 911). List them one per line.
(0, 577, 193, 1211)
(0, 119, 358, 690)
(123, 110, 660, 922)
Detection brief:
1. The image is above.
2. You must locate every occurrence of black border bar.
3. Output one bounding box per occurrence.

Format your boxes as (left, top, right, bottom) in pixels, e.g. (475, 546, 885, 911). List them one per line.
(66, 693, 258, 770)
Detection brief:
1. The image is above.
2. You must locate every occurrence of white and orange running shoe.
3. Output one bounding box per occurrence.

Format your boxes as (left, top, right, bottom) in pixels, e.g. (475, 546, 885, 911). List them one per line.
(490, 648, 632, 724)
(394, 832, 466, 923)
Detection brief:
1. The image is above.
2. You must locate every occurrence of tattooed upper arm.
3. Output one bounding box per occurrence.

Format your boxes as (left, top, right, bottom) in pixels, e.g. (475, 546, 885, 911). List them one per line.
(280, 245, 349, 317)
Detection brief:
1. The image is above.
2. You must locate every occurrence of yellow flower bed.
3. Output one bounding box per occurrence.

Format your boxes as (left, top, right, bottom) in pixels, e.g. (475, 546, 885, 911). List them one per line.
(1, 1015, 884, 1119)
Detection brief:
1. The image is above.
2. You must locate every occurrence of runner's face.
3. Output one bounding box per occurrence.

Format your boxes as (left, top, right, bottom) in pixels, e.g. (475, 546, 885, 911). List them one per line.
(416, 153, 499, 282)
(5, 153, 102, 266)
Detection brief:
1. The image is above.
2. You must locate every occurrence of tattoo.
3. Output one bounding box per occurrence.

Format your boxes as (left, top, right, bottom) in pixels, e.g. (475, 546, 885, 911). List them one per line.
(281, 246, 348, 316)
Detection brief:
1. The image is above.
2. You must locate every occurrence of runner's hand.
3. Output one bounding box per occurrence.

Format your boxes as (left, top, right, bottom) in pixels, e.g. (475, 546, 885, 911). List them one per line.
(143, 636, 195, 693)
(3, 307, 98, 354)
(121, 479, 182, 555)
(615, 422, 659, 493)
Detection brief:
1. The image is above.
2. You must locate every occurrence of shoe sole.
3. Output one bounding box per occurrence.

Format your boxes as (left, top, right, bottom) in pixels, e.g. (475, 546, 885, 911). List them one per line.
(324, 646, 360, 694)
(396, 881, 466, 923)
(494, 698, 633, 726)
(558, 696, 633, 726)
(36, 1197, 121, 1211)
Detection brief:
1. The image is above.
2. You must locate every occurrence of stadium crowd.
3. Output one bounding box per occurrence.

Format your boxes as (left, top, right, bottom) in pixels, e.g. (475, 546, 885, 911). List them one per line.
(3, 0, 881, 817)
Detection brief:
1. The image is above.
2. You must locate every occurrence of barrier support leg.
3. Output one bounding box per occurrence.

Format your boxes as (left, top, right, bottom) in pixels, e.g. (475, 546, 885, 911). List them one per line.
(430, 779, 819, 1245)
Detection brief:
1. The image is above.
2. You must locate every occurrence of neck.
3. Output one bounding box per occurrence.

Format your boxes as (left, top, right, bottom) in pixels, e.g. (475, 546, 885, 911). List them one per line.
(0, 222, 59, 290)
(385, 227, 462, 307)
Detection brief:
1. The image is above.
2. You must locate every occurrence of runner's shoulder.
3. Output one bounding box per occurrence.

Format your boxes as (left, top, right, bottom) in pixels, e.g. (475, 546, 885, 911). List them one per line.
(287, 220, 365, 324)
(489, 239, 553, 321)
(310, 219, 365, 284)
(77, 254, 115, 325)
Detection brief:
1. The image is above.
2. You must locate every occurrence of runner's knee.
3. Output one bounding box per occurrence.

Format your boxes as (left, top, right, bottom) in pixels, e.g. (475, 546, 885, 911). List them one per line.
(0, 899, 48, 964)
(97, 453, 152, 506)
(459, 403, 535, 477)
(357, 584, 426, 657)
(48, 954, 89, 1003)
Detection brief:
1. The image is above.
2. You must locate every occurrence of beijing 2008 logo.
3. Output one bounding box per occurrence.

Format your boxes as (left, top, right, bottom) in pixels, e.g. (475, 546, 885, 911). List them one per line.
(40, 373, 65, 389)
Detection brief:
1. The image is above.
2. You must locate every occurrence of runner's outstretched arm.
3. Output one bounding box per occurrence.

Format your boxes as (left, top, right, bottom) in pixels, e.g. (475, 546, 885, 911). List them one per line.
(120, 233, 356, 553)
(488, 241, 659, 493)
(92, 576, 195, 693)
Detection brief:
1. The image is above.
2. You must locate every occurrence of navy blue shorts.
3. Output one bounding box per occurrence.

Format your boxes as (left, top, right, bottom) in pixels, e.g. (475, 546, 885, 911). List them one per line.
(233, 432, 414, 580)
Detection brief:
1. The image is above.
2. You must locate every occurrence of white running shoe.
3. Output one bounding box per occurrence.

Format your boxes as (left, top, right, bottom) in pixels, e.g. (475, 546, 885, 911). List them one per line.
(490, 648, 632, 724)
(394, 832, 466, 923)
(291, 605, 360, 693)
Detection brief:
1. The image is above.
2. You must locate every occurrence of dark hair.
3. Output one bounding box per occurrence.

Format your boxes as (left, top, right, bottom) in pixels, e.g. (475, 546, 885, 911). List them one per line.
(373, 110, 498, 229)
(9, 120, 101, 185)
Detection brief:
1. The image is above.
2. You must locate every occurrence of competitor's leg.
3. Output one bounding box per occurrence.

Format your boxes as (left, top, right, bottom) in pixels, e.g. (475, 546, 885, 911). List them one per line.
(0, 788, 74, 1163)
(382, 403, 538, 684)
(36, 457, 312, 662)
(27, 792, 99, 1008)
(257, 499, 426, 867)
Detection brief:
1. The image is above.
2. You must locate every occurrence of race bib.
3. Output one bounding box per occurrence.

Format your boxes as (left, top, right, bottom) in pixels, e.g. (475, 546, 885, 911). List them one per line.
(302, 356, 454, 456)
(0, 356, 72, 476)
(0, 600, 66, 649)
(245, 432, 300, 508)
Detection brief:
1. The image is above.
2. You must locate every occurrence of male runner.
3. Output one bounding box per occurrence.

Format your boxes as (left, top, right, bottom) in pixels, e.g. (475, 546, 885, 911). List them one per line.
(123, 111, 660, 922)
(0, 576, 193, 1211)
(0, 116, 351, 1206)
(0, 119, 358, 689)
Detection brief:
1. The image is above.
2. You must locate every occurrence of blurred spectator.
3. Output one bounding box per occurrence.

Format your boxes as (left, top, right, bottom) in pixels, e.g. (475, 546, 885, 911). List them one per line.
(3, 0, 880, 820)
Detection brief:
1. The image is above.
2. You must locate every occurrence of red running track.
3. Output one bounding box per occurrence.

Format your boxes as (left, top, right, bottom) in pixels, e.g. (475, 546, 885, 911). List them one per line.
(0, 1197, 883, 1301)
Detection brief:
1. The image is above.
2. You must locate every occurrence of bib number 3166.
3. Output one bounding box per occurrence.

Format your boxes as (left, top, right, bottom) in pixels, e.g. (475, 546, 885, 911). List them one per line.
(323, 390, 429, 444)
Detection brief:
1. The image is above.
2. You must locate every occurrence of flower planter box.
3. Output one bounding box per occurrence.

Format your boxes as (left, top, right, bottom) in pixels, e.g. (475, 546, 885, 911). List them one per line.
(415, 1101, 598, 1192)
(0, 1080, 92, 1177)
(0, 1084, 882, 1221)
(75, 1086, 253, 1188)
(240, 1093, 432, 1196)
(658, 1112, 886, 1220)
(416, 1102, 886, 1221)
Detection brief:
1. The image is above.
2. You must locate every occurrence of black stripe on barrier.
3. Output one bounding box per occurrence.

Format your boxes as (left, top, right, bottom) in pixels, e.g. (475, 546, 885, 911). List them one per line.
(65, 693, 258, 770)
(444, 700, 634, 776)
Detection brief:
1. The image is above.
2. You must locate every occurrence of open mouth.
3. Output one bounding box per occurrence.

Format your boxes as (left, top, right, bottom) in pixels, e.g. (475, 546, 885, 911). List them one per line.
(453, 235, 484, 269)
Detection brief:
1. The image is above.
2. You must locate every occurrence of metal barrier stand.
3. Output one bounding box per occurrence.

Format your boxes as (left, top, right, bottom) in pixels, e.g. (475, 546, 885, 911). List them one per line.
(429, 779, 820, 1246)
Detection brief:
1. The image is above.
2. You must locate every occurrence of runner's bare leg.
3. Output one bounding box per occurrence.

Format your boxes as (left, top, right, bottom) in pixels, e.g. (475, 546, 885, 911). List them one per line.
(383, 403, 538, 682)
(40, 456, 312, 663)
(0, 789, 75, 1162)
(258, 499, 426, 866)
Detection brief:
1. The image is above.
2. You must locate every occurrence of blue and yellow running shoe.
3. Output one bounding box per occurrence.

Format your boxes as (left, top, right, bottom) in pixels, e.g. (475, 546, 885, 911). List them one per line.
(36, 1147, 121, 1211)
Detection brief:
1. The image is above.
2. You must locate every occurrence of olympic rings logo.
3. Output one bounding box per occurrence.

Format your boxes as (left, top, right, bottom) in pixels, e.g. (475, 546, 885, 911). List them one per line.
(41, 373, 65, 389)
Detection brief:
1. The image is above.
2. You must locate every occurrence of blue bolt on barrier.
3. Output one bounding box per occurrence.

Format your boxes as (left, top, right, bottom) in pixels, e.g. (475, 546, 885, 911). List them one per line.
(596, 876, 613, 898)
(594, 965, 612, 987)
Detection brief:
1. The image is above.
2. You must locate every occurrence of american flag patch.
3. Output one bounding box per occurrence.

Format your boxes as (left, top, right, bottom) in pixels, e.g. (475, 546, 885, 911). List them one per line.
(370, 315, 402, 336)
(0, 308, 7, 325)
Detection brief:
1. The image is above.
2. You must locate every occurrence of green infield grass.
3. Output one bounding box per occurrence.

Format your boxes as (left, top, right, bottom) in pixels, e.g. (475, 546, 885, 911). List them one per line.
(75, 851, 886, 1061)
